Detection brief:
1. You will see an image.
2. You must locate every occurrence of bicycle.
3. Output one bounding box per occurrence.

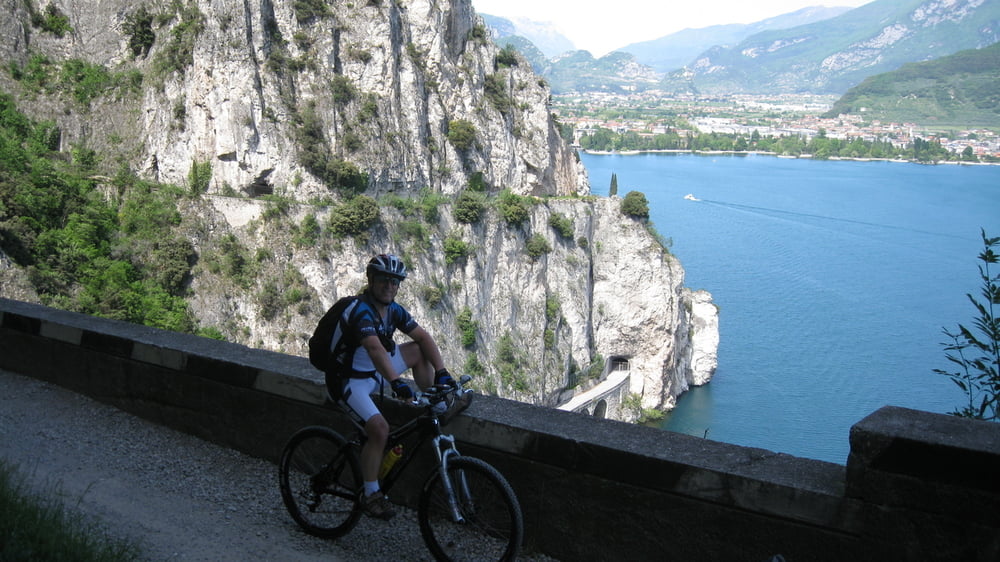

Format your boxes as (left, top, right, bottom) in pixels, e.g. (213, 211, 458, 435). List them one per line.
(278, 375, 524, 561)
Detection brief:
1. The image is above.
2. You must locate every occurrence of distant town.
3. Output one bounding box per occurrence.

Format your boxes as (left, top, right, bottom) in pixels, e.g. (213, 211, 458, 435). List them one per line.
(552, 92, 1000, 162)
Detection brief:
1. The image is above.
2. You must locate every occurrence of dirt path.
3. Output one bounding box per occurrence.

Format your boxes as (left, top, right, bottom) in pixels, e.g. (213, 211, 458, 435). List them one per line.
(0, 370, 438, 561)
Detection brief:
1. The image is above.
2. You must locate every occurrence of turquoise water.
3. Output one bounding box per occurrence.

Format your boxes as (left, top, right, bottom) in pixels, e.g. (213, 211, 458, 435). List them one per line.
(582, 152, 1000, 464)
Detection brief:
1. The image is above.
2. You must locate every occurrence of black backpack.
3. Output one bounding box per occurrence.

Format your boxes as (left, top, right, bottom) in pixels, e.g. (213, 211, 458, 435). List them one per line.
(308, 296, 363, 373)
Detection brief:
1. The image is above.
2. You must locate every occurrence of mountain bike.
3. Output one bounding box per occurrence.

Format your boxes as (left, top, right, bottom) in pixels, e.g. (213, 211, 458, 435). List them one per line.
(278, 375, 523, 561)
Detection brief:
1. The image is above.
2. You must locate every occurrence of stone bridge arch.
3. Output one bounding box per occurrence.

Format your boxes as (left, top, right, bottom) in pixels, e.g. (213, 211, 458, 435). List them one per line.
(557, 354, 633, 421)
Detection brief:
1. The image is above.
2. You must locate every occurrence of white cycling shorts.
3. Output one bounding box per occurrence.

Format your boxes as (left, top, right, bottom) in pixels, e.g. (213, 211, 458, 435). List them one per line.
(341, 347, 408, 422)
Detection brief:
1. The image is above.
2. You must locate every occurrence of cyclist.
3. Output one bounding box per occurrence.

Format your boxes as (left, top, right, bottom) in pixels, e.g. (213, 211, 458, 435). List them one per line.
(323, 253, 456, 520)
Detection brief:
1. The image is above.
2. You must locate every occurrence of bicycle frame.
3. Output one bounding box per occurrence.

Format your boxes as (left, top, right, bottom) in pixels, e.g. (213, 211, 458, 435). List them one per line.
(344, 392, 465, 501)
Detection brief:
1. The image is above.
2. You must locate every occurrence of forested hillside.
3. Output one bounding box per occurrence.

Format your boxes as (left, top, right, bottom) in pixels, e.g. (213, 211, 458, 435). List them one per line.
(0, 95, 199, 333)
(824, 42, 1000, 129)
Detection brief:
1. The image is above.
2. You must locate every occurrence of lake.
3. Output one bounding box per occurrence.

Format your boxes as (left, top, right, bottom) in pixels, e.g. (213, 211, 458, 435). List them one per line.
(582, 152, 1000, 464)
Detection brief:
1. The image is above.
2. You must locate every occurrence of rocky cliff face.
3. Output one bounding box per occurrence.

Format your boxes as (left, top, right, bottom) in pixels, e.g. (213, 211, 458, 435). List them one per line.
(0, 0, 716, 418)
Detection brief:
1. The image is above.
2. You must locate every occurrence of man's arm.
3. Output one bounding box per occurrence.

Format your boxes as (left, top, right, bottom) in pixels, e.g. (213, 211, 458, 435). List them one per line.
(361, 335, 400, 381)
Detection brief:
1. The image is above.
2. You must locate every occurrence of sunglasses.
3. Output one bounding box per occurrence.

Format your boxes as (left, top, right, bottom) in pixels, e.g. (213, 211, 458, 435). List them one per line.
(374, 275, 402, 286)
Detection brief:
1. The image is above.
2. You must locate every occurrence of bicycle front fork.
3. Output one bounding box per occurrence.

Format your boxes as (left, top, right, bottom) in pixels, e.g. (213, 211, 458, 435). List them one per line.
(433, 434, 466, 523)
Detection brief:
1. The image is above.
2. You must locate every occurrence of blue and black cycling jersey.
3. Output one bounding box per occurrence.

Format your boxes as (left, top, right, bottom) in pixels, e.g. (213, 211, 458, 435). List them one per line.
(335, 293, 418, 376)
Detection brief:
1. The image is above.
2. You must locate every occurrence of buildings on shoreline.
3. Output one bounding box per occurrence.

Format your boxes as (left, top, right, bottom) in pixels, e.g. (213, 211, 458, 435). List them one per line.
(554, 92, 1000, 159)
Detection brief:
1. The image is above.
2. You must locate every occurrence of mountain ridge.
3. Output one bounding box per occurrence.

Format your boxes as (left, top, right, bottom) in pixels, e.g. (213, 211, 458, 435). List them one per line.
(484, 0, 1000, 96)
(668, 0, 1000, 94)
(621, 6, 852, 73)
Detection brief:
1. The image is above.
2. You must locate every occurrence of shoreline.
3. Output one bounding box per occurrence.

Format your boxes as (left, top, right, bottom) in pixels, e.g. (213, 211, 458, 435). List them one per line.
(579, 148, 999, 166)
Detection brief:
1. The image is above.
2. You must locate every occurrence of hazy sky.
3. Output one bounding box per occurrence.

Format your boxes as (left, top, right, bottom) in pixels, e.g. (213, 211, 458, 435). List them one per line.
(470, 0, 874, 56)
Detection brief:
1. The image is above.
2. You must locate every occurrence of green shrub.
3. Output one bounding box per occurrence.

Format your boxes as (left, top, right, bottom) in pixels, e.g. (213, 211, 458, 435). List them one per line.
(259, 267, 310, 320)
(453, 190, 486, 224)
(152, 2, 206, 80)
(484, 73, 511, 113)
(497, 332, 529, 392)
(329, 195, 379, 236)
(935, 229, 1000, 420)
(295, 214, 321, 247)
(188, 160, 211, 195)
(497, 190, 530, 226)
(59, 59, 112, 105)
(548, 212, 574, 239)
(422, 285, 444, 308)
(418, 190, 447, 223)
(469, 24, 488, 43)
(9, 53, 54, 94)
(359, 96, 379, 121)
(526, 234, 551, 260)
(397, 219, 429, 247)
(464, 353, 485, 378)
(294, 0, 332, 22)
(444, 233, 472, 265)
(261, 195, 292, 220)
(543, 328, 555, 350)
(457, 306, 477, 348)
(406, 42, 426, 69)
(31, 4, 72, 37)
(124, 6, 156, 58)
(447, 119, 476, 151)
(217, 233, 255, 287)
(545, 295, 560, 322)
(495, 45, 519, 68)
(467, 171, 487, 191)
(331, 75, 356, 106)
(0, 97, 198, 333)
(13, 56, 141, 106)
(348, 47, 372, 63)
(621, 190, 650, 219)
(197, 326, 227, 340)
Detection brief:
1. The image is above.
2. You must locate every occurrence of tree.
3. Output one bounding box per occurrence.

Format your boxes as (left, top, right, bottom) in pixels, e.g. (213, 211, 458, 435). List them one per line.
(935, 229, 1000, 421)
(609, 173, 618, 197)
(962, 146, 978, 162)
(620, 191, 649, 220)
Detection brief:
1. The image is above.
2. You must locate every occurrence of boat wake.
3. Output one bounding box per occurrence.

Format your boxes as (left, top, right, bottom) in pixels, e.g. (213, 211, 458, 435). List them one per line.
(698, 199, 964, 240)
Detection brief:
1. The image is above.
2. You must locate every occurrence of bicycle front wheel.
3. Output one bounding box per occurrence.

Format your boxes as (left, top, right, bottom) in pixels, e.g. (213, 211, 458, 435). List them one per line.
(278, 426, 362, 539)
(418, 456, 523, 561)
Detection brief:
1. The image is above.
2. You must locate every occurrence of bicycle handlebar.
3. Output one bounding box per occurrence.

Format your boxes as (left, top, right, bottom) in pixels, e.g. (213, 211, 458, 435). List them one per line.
(410, 374, 472, 407)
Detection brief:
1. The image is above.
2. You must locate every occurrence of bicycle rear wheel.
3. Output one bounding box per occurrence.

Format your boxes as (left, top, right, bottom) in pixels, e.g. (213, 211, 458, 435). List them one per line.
(418, 456, 523, 561)
(278, 426, 362, 538)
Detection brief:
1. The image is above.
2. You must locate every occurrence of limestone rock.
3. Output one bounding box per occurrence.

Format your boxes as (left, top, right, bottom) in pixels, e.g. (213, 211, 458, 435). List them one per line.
(0, 0, 717, 418)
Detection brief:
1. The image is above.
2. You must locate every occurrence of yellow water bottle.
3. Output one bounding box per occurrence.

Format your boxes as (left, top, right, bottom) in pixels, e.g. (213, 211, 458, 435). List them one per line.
(378, 444, 403, 479)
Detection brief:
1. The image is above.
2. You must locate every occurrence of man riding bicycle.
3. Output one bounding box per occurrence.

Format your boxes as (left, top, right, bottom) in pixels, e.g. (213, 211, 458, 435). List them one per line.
(318, 254, 456, 520)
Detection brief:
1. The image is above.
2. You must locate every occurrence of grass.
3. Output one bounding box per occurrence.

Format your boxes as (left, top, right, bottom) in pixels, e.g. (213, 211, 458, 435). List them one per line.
(0, 459, 142, 561)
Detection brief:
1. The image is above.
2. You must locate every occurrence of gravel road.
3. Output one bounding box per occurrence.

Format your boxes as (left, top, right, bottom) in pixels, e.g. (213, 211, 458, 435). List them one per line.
(0, 369, 461, 561)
